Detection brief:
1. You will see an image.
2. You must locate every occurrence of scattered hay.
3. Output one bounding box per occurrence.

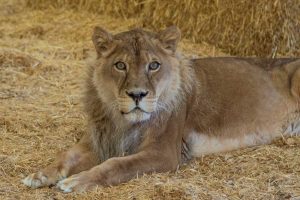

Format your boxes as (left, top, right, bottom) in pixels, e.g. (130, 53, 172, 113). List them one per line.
(0, 1, 299, 200)
(25, 0, 300, 57)
(0, 49, 41, 72)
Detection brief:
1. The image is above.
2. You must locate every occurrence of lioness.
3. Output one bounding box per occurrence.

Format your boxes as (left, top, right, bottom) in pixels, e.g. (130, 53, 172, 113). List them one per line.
(23, 26, 300, 192)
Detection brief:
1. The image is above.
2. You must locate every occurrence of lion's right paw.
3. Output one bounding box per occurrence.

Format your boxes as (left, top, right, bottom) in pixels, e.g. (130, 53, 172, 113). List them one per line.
(22, 169, 66, 189)
(22, 172, 51, 188)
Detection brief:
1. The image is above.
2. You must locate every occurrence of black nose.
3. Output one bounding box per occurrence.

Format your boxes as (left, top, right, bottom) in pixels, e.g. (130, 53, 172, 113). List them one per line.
(126, 90, 149, 104)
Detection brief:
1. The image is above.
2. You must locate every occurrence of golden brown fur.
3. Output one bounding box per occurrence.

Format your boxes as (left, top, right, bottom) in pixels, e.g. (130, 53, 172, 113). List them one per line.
(23, 26, 300, 192)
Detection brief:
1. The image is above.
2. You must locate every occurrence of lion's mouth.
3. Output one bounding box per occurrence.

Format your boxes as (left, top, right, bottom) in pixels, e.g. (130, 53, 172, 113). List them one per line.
(121, 107, 150, 115)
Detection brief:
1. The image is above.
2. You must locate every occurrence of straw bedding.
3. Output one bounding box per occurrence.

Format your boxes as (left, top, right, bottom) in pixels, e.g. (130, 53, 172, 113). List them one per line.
(0, 0, 299, 199)
(26, 0, 300, 57)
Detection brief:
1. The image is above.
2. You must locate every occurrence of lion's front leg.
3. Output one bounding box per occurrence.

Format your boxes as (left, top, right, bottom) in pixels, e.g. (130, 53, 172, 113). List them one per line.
(22, 136, 98, 189)
(57, 146, 179, 193)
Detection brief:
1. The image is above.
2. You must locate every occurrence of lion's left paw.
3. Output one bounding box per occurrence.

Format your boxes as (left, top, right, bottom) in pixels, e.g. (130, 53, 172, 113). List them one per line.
(56, 171, 97, 193)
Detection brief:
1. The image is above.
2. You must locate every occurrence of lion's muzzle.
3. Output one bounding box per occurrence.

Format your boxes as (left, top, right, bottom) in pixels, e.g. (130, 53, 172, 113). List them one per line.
(117, 90, 157, 122)
(126, 90, 149, 105)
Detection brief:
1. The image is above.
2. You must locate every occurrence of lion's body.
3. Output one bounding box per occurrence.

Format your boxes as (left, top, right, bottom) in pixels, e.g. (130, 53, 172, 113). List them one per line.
(186, 57, 300, 156)
(23, 27, 300, 192)
(85, 56, 300, 161)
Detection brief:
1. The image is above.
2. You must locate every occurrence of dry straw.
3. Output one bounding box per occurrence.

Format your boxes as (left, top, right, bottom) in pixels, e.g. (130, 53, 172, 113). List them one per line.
(1, 1, 300, 199)
(26, 0, 300, 57)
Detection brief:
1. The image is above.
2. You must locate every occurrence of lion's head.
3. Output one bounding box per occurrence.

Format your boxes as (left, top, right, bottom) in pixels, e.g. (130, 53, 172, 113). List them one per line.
(91, 26, 183, 123)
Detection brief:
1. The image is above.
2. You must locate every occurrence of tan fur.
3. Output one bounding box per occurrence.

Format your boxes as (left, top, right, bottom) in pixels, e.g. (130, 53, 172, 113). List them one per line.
(22, 26, 300, 193)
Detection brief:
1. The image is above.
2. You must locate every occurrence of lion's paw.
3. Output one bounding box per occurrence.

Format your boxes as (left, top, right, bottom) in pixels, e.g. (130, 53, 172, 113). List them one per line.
(57, 171, 97, 193)
(22, 172, 50, 188)
(22, 168, 66, 189)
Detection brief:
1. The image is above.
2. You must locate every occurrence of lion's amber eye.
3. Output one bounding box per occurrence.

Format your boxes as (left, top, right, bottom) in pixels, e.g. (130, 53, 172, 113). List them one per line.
(114, 61, 126, 71)
(148, 61, 160, 71)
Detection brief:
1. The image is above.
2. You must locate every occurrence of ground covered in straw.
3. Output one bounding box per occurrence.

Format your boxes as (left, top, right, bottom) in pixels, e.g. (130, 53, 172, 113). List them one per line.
(0, 1, 300, 200)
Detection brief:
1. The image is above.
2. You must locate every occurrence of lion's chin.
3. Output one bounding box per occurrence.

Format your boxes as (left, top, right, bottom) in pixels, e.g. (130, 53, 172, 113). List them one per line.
(122, 109, 151, 123)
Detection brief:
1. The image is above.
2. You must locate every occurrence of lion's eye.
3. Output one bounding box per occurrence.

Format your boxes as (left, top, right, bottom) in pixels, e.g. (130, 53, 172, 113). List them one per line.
(114, 61, 126, 71)
(148, 61, 160, 71)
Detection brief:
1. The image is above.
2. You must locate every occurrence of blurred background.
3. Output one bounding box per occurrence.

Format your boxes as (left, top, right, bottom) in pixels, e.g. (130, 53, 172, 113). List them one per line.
(11, 0, 300, 57)
(1, 1, 300, 199)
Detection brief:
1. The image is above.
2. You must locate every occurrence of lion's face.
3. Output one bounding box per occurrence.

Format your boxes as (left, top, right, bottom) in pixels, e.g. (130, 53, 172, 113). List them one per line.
(91, 26, 181, 123)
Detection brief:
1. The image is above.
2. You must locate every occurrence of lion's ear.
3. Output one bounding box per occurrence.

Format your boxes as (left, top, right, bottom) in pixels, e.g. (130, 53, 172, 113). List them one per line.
(158, 26, 181, 53)
(92, 26, 114, 57)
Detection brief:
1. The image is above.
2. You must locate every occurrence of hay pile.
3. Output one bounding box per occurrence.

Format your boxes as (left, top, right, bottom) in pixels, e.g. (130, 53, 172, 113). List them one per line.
(26, 0, 300, 57)
(0, 0, 300, 199)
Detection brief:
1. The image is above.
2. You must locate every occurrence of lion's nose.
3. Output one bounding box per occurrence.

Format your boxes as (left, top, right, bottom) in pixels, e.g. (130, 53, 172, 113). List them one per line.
(126, 90, 149, 104)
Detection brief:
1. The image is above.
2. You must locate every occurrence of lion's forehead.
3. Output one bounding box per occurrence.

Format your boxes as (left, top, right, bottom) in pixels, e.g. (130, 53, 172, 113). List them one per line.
(115, 50, 156, 65)
(109, 39, 158, 68)
(114, 31, 159, 57)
